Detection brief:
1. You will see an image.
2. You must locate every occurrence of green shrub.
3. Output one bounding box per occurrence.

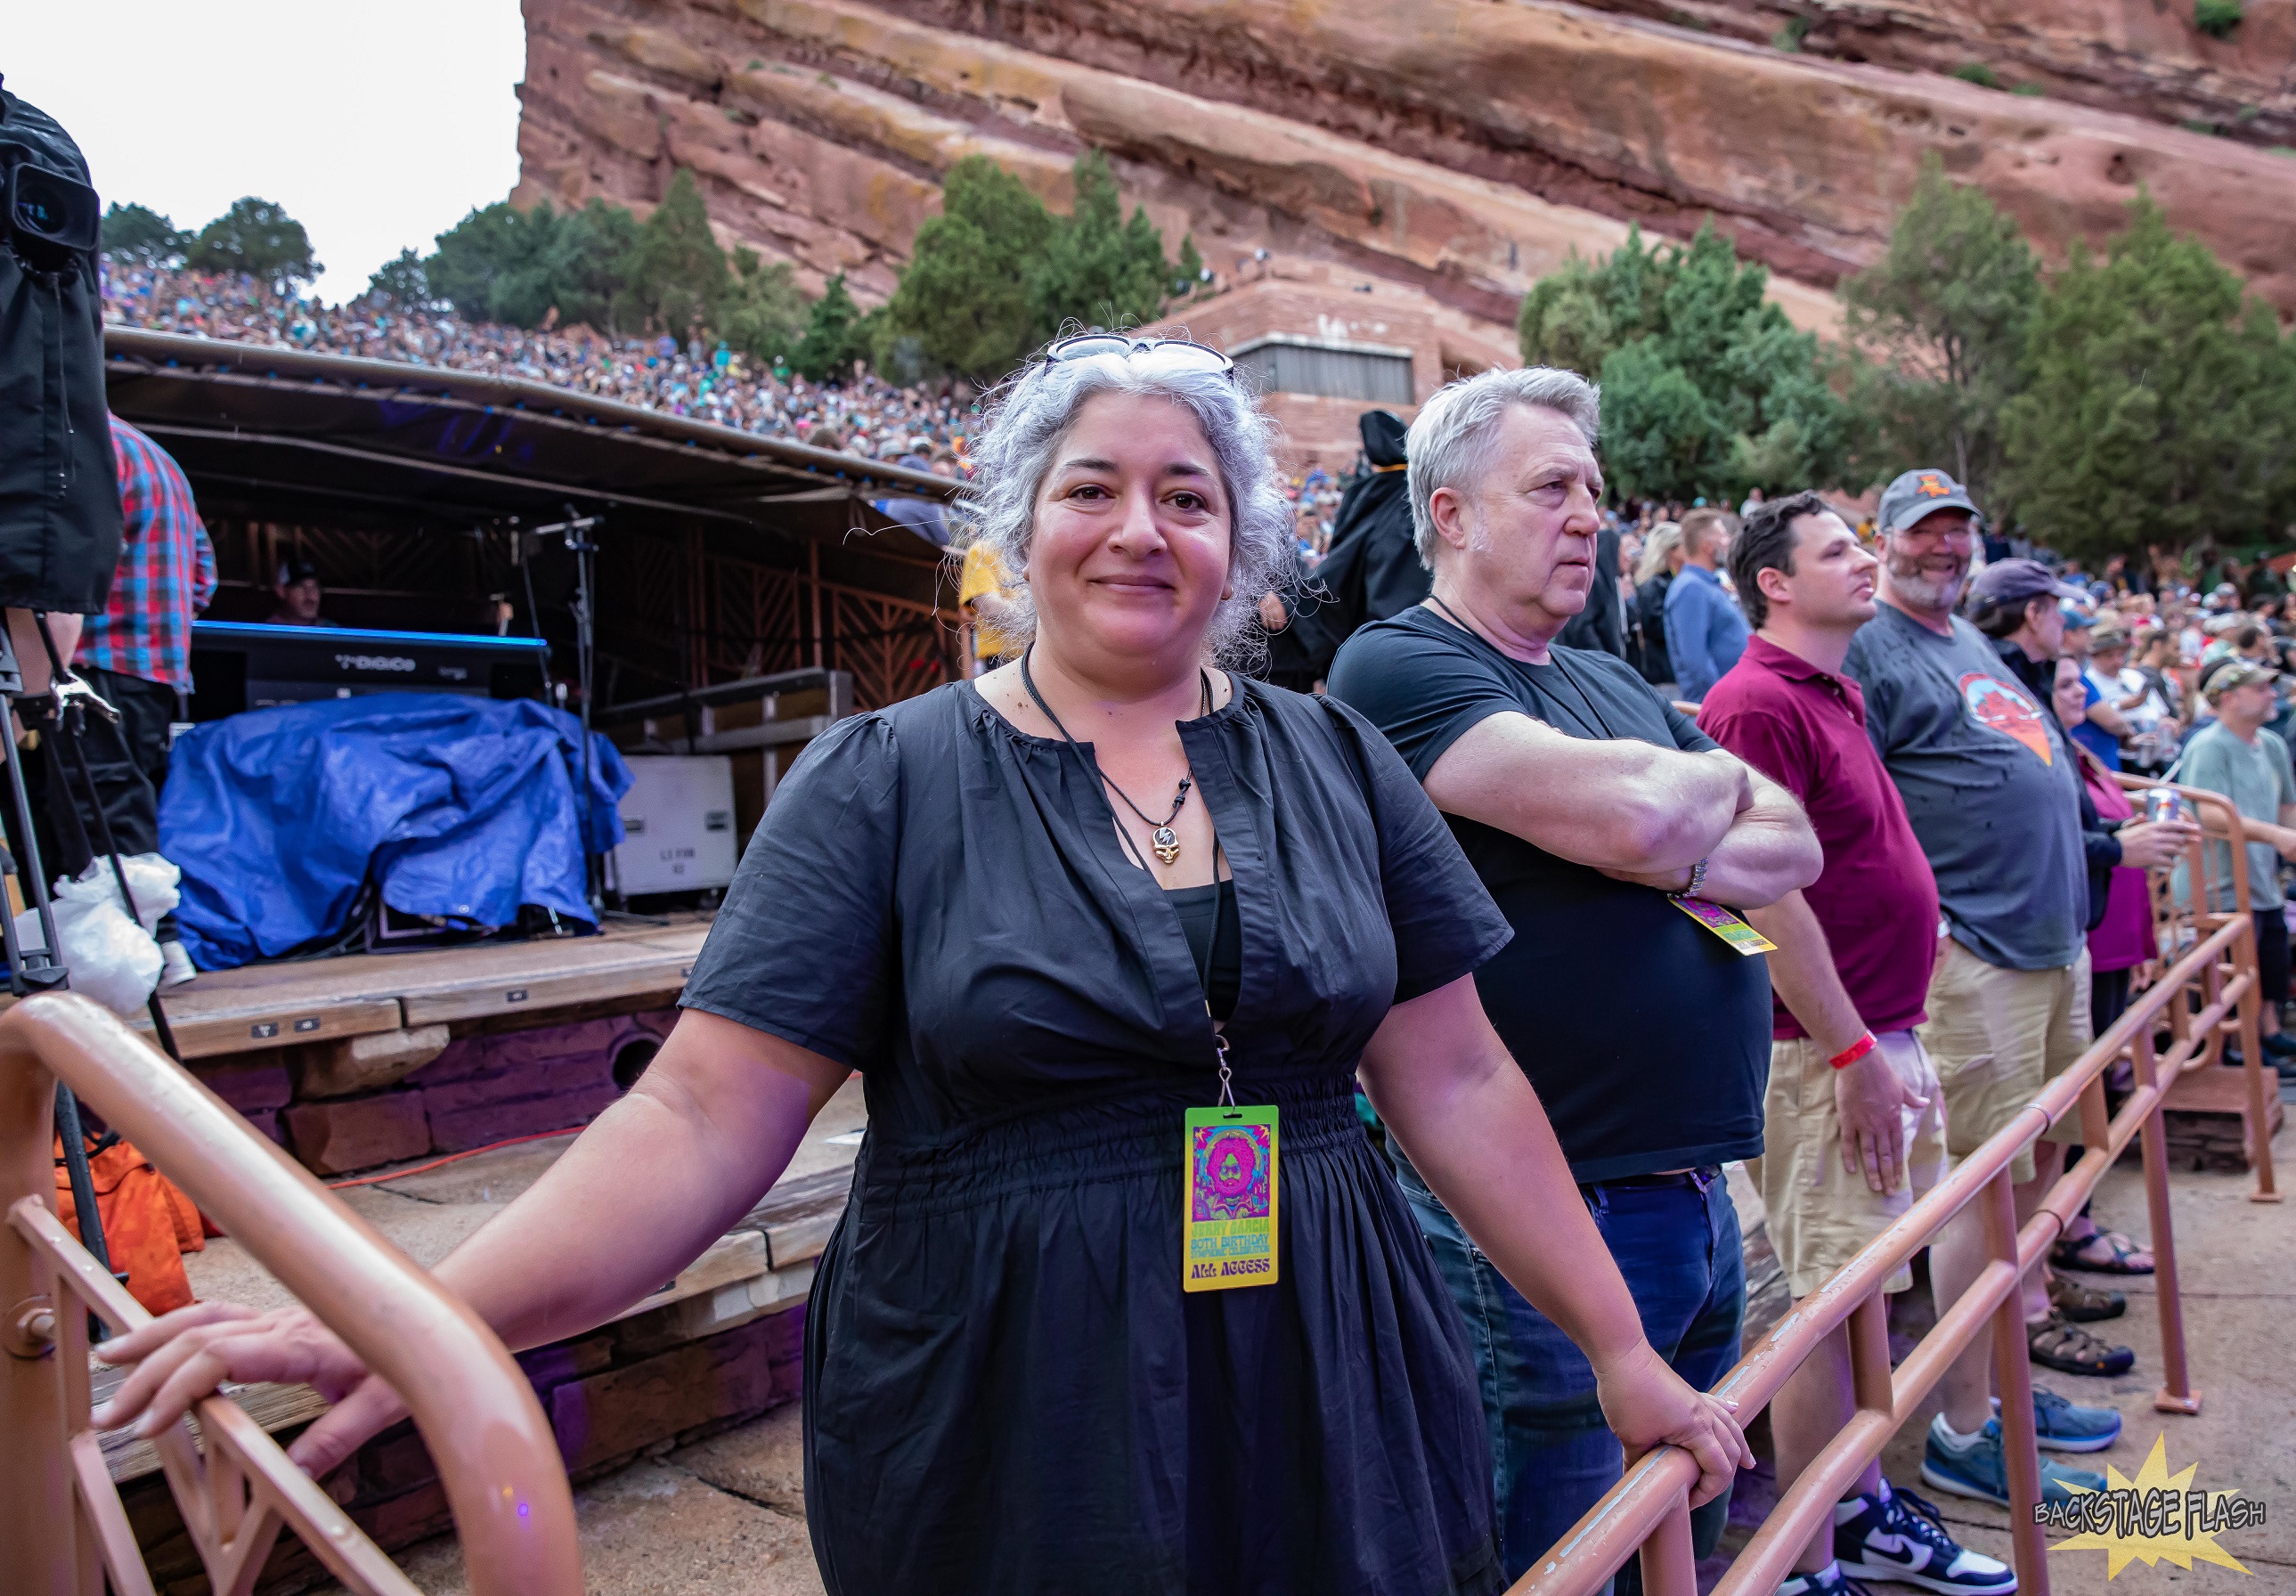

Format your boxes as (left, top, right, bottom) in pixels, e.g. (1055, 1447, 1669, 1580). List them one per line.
(1953, 62, 2002, 89)
(1771, 16, 1810, 50)
(2194, 0, 2243, 37)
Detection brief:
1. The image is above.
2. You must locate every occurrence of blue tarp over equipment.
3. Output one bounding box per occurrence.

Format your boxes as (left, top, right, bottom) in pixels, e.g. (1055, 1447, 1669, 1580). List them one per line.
(160, 694, 632, 971)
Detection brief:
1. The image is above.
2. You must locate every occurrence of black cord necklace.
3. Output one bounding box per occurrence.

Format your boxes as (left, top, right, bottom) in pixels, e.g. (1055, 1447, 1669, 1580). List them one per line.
(1021, 646, 1213, 867)
(1426, 593, 1619, 739)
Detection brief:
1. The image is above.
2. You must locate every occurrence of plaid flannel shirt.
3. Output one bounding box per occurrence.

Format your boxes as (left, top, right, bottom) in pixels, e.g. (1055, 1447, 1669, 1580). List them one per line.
(78, 417, 216, 692)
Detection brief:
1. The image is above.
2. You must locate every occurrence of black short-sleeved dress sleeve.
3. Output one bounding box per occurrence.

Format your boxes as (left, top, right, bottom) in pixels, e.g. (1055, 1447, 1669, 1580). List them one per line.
(1317, 695, 1513, 1002)
(680, 713, 900, 1068)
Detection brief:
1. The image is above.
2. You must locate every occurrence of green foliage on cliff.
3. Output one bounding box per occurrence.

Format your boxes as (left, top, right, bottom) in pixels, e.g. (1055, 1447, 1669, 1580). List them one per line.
(2194, 0, 2243, 39)
(1518, 222, 1853, 503)
(882, 149, 1201, 380)
(426, 197, 641, 331)
(1839, 153, 2040, 514)
(1999, 196, 2296, 561)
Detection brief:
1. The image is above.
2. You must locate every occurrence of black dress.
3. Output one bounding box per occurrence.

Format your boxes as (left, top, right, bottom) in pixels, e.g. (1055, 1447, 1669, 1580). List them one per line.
(680, 677, 1515, 1595)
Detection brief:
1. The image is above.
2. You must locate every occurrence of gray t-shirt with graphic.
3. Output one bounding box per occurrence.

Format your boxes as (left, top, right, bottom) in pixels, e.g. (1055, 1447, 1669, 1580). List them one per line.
(2176, 720, 2296, 912)
(1843, 604, 2087, 971)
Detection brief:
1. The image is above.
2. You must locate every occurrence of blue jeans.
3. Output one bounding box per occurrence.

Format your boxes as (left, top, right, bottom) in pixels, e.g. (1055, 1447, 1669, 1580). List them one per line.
(1392, 1154, 1745, 1592)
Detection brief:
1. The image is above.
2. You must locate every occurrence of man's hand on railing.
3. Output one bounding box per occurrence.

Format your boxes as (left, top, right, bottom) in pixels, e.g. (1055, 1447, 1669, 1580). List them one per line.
(1591, 1339, 1754, 1509)
(90, 1300, 408, 1478)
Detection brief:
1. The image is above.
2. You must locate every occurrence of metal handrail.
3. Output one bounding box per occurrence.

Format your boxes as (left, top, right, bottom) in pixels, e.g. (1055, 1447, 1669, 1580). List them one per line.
(1515, 784, 2270, 1596)
(2, 993, 581, 1595)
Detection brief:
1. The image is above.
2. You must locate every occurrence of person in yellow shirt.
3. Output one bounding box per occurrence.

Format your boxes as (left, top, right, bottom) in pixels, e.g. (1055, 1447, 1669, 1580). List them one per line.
(959, 539, 1022, 667)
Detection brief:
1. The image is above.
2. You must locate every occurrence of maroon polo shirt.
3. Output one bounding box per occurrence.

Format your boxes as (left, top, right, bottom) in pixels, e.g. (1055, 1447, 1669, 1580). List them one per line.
(1698, 634, 1942, 1039)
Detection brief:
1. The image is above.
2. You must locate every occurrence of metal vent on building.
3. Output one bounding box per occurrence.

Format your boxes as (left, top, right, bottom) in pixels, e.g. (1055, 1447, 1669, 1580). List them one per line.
(1229, 335, 1416, 403)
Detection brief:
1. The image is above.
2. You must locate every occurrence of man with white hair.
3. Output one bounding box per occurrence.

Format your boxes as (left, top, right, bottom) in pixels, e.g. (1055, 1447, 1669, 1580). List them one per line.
(1329, 367, 1822, 1583)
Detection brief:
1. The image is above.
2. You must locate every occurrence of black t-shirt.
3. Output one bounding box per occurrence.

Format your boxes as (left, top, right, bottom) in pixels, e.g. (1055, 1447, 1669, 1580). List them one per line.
(1328, 605, 1770, 1181)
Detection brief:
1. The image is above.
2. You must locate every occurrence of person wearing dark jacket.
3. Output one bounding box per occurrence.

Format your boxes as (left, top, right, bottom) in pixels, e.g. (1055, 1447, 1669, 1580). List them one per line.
(1273, 411, 1425, 682)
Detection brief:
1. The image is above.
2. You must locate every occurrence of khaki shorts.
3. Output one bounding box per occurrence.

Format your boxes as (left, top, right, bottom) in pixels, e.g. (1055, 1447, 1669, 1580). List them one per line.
(1918, 938, 2093, 1185)
(1759, 1030, 1949, 1299)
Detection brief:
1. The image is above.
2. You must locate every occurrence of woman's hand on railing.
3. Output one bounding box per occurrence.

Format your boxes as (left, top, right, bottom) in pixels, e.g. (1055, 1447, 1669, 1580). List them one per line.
(89, 1300, 409, 1478)
(1591, 1339, 1753, 1509)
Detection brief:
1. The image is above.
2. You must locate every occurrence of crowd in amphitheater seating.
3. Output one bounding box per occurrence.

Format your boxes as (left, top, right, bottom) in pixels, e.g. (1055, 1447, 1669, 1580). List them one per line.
(99, 263, 973, 466)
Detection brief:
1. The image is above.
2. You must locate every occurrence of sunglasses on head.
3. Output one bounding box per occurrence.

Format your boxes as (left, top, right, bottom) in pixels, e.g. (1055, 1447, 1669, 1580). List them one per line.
(1039, 332, 1234, 378)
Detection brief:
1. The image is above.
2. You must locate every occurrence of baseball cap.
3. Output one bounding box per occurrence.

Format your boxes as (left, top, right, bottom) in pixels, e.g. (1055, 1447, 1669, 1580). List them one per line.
(2060, 605, 2095, 631)
(2203, 659, 2279, 700)
(2091, 625, 2130, 651)
(1877, 468, 1981, 535)
(1967, 558, 2088, 610)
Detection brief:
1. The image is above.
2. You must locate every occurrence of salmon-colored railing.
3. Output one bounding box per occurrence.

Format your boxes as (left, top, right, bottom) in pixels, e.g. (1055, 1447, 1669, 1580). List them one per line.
(1, 992, 581, 1596)
(1517, 782, 2275, 1596)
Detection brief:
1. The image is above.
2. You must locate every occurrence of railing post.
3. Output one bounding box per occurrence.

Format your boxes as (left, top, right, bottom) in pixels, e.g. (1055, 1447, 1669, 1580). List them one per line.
(0, 1059, 92, 1595)
(1635, 1496, 1699, 1596)
(2132, 1023, 2204, 1414)
(2228, 916, 2281, 1202)
(1981, 1168, 2049, 1595)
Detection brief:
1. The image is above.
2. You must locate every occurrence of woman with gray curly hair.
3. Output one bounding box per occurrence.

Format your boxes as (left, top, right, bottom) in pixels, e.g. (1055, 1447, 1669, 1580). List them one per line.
(92, 335, 1745, 1594)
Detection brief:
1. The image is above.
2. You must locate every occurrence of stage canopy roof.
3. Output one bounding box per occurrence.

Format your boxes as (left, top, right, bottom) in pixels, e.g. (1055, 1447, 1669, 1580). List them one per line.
(102, 329, 957, 560)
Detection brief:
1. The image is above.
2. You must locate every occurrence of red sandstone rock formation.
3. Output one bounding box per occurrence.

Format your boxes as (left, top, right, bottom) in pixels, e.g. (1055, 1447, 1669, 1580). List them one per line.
(1584, 0, 2296, 151)
(514, 0, 2296, 347)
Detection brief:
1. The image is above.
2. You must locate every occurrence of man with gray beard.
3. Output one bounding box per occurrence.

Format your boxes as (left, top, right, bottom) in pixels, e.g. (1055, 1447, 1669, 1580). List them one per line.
(1841, 469, 2125, 1511)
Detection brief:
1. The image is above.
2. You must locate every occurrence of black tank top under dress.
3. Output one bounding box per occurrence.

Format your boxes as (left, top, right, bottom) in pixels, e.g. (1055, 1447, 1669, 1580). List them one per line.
(679, 676, 1516, 1595)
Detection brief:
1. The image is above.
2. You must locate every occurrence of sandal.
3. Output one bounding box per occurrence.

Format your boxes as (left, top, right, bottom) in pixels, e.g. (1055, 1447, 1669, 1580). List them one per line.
(2029, 1311, 2135, 1377)
(2048, 1273, 2126, 1323)
(2050, 1230, 2154, 1275)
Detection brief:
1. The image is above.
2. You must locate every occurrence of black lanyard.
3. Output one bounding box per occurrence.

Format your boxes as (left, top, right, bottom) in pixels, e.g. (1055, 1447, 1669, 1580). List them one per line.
(1426, 595, 1618, 740)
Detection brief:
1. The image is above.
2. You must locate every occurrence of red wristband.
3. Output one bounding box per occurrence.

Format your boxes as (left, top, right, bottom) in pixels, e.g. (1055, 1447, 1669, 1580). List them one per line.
(1828, 1031, 1877, 1071)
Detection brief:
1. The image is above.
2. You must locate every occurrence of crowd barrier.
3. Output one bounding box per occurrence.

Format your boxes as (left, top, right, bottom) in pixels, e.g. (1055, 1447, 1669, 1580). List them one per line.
(1, 993, 581, 1595)
(1518, 780, 2279, 1596)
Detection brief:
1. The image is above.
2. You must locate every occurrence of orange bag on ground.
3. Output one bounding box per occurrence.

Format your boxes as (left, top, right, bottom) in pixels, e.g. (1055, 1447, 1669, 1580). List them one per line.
(53, 1136, 205, 1316)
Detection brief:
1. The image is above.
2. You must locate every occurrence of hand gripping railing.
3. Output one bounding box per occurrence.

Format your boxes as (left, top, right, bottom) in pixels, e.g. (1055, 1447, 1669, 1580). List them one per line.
(1514, 786, 2265, 1596)
(1, 993, 581, 1596)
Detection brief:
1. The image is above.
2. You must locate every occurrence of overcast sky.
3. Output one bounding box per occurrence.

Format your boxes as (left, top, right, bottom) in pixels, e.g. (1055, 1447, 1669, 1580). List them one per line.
(10, 3, 528, 297)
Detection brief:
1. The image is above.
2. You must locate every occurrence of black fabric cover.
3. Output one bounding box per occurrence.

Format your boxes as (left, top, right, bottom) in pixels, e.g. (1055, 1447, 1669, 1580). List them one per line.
(1554, 525, 1625, 658)
(0, 87, 120, 615)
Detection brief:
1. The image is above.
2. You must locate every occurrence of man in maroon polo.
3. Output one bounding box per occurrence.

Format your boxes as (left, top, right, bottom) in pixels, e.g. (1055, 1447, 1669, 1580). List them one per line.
(1699, 492, 2032, 1596)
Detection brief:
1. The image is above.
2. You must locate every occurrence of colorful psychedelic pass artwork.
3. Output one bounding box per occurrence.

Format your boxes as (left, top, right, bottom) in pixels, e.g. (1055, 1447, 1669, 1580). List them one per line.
(1183, 1105, 1278, 1292)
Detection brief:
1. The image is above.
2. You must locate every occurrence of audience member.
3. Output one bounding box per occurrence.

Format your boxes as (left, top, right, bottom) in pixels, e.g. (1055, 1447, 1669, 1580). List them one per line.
(1329, 367, 1820, 1584)
(2175, 661, 2296, 1074)
(1843, 472, 2132, 1502)
(1699, 490, 2019, 1596)
(1665, 508, 1748, 702)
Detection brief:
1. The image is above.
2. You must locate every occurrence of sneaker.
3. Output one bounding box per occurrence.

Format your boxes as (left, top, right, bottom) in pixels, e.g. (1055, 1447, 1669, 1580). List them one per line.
(1922, 1414, 2107, 1508)
(2261, 1030, 2296, 1059)
(1835, 1480, 2015, 1593)
(1993, 1388, 2123, 1453)
(158, 938, 198, 988)
(1777, 1561, 1877, 1596)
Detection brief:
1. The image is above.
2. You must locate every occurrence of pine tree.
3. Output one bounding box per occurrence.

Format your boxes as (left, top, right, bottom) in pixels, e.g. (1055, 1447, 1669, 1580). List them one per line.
(184, 198, 321, 290)
(721, 248, 810, 363)
(100, 202, 187, 267)
(792, 273, 872, 382)
(1518, 223, 1852, 501)
(1840, 154, 2040, 509)
(1030, 151, 1174, 333)
(885, 156, 1054, 378)
(366, 248, 432, 307)
(1999, 196, 2296, 561)
(628, 169, 729, 338)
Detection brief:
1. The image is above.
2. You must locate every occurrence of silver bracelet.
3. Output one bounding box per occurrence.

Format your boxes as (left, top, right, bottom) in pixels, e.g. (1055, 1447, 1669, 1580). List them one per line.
(1686, 857, 1709, 898)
